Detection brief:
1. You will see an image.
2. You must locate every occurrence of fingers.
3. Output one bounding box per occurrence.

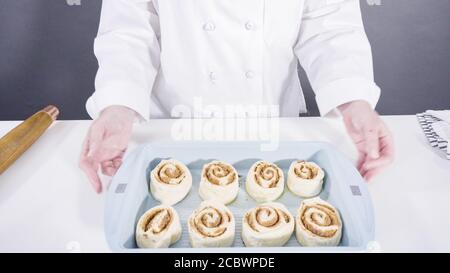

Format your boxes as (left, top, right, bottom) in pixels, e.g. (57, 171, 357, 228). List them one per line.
(361, 156, 392, 171)
(113, 157, 123, 168)
(79, 122, 111, 193)
(363, 126, 394, 165)
(103, 132, 131, 150)
(100, 157, 123, 177)
(89, 131, 127, 161)
(94, 147, 125, 177)
(79, 109, 134, 193)
(340, 102, 394, 181)
(92, 146, 125, 163)
(79, 157, 102, 193)
(80, 145, 124, 192)
(101, 161, 116, 177)
(356, 153, 366, 172)
(88, 125, 126, 171)
(358, 128, 395, 181)
(86, 122, 105, 158)
(380, 132, 395, 159)
(362, 168, 382, 182)
(79, 131, 103, 193)
(359, 154, 391, 180)
(81, 135, 90, 158)
(363, 127, 380, 159)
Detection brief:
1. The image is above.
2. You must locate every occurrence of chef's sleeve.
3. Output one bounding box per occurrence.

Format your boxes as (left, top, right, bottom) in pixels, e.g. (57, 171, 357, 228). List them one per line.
(86, 0, 160, 121)
(295, 0, 381, 116)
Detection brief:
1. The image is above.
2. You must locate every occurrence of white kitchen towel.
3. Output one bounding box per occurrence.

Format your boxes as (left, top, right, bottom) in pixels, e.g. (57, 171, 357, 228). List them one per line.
(417, 111, 450, 160)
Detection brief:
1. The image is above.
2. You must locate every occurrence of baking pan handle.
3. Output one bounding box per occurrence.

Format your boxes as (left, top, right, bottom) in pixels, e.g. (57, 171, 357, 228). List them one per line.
(104, 147, 147, 251)
(333, 151, 376, 245)
(104, 181, 129, 250)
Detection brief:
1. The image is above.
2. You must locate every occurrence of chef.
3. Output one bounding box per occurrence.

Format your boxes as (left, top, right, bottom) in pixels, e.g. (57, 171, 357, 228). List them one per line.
(80, 0, 394, 193)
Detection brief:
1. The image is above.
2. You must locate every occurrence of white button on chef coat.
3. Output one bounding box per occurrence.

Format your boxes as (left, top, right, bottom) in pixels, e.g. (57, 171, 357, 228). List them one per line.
(245, 71, 255, 79)
(203, 22, 215, 32)
(245, 21, 255, 31)
(87, 0, 380, 120)
(209, 72, 217, 82)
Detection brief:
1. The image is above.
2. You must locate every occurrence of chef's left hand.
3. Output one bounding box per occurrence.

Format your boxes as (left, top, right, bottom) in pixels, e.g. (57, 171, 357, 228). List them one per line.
(338, 100, 395, 181)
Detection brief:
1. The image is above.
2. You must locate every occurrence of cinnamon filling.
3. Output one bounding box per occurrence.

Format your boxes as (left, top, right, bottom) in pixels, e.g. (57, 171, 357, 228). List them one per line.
(142, 208, 173, 234)
(246, 206, 291, 232)
(253, 162, 281, 188)
(294, 161, 318, 180)
(155, 162, 186, 184)
(190, 206, 231, 238)
(204, 163, 236, 186)
(300, 204, 339, 238)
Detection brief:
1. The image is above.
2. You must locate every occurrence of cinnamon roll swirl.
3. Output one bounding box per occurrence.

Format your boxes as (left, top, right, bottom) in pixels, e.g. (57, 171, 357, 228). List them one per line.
(242, 202, 294, 247)
(188, 201, 235, 248)
(199, 160, 239, 204)
(295, 197, 342, 246)
(150, 159, 192, 205)
(287, 161, 324, 198)
(246, 161, 285, 202)
(135, 205, 182, 248)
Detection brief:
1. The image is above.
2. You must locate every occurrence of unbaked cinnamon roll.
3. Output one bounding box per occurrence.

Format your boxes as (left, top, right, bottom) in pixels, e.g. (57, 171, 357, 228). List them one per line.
(287, 160, 324, 198)
(150, 159, 192, 205)
(246, 161, 284, 202)
(188, 200, 235, 248)
(242, 202, 294, 247)
(135, 205, 182, 248)
(295, 197, 342, 247)
(199, 160, 239, 204)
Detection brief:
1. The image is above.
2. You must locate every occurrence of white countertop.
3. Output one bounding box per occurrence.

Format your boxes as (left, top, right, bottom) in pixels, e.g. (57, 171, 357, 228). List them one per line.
(0, 116, 449, 253)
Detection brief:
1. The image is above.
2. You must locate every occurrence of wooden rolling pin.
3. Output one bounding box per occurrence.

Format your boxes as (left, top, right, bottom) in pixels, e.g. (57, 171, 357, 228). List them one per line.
(0, 105, 59, 174)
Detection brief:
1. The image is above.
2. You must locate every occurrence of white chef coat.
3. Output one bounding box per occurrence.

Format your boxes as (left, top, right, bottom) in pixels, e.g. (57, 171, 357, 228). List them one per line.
(86, 0, 381, 120)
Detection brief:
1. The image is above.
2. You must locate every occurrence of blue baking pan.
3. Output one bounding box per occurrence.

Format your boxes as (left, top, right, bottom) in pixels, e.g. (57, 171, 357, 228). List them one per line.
(105, 141, 375, 252)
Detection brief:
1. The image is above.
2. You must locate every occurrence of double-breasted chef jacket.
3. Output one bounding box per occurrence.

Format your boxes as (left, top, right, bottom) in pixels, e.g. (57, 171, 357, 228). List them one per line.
(87, 0, 380, 119)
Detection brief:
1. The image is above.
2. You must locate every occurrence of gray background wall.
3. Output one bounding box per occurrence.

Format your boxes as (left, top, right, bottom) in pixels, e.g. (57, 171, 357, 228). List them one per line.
(0, 0, 449, 120)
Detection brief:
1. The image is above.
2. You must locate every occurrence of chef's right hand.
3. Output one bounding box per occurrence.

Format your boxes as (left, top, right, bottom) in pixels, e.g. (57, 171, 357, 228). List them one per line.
(79, 105, 137, 193)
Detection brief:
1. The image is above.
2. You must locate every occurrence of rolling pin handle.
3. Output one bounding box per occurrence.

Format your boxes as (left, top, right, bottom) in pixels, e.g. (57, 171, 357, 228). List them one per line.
(43, 105, 59, 121)
(0, 105, 60, 175)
